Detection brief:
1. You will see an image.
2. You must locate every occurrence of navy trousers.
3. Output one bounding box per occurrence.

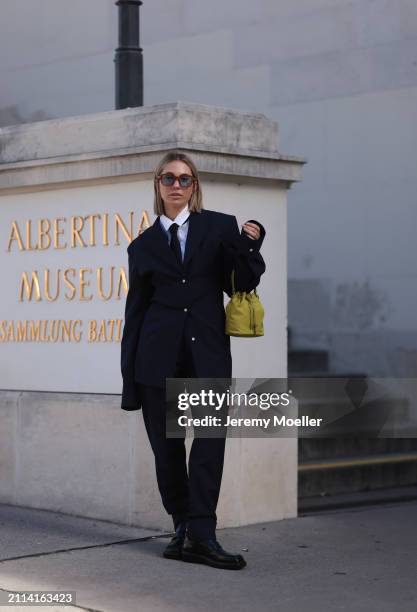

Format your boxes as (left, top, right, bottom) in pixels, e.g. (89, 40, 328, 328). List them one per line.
(139, 334, 227, 541)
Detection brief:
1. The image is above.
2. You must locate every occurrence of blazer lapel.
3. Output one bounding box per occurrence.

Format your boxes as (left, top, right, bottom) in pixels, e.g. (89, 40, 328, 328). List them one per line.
(183, 211, 209, 268)
(146, 217, 180, 270)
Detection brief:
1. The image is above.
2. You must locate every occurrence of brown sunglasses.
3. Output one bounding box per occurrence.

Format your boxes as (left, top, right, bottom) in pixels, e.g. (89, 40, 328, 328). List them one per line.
(156, 173, 196, 188)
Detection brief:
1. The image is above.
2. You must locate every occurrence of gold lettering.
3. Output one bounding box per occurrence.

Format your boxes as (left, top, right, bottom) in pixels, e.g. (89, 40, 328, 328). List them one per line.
(49, 320, 59, 342)
(7, 211, 151, 253)
(85, 214, 101, 246)
(40, 320, 48, 341)
(87, 319, 123, 342)
(38, 218, 51, 250)
(19, 271, 42, 302)
(0, 319, 121, 342)
(115, 319, 122, 342)
(116, 267, 128, 299)
(16, 320, 28, 341)
(88, 320, 97, 342)
(63, 268, 76, 300)
(29, 320, 41, 341)
(71, 216, 86, 248)
(79, 268, 93, 301)
(97, 266, 114, 300)
(25, 220, 38, 251)
(61, 320, 71, 342)
(114, 212, 133, 246)
(6, 321, 15, 341)
(102, 213, 109, 246)
(53, 217, 67, 249)
(44, 268, 60, 302)
(108, 319, 116, 341)
(97, 320, 107, 342)
(7, 221, 25, 251)
(19, 266, 129, 302)
(71, 320, 82, 342)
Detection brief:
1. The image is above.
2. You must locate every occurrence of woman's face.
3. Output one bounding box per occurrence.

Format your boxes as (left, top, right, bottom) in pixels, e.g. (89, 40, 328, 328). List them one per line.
(158, 160, 195, 212)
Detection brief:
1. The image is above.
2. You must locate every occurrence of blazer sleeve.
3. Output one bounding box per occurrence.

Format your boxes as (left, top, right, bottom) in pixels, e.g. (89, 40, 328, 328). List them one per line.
(120, 241, 153, 411)
(221, 216, 266, 297)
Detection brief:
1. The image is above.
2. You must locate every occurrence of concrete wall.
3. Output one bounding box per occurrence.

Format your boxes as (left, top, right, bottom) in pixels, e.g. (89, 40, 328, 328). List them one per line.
(1, 0, 415, 376)
(0, 390, 297, 530)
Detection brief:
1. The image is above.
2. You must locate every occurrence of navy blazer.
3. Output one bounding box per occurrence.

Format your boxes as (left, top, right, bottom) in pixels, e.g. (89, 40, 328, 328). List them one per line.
(120, 208, 266, 410)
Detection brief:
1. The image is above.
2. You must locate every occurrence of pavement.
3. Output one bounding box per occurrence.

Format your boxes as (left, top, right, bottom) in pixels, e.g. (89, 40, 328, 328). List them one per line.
(0, 500, 416, 612)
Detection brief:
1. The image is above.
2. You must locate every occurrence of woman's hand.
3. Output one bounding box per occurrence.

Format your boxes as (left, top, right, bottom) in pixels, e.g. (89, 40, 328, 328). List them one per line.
(242, 221, 261, 241)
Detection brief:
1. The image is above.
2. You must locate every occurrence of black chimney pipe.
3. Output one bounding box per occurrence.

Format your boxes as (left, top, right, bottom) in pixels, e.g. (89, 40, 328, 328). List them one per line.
(114, 0, 143, 109)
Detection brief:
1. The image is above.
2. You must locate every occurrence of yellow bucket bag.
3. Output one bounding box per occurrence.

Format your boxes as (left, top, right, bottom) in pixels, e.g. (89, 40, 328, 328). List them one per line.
(225, 269, 264, 337)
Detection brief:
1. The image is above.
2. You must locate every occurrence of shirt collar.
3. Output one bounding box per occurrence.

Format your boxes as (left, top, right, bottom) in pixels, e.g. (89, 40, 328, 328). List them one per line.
(160, 204, 190, 232)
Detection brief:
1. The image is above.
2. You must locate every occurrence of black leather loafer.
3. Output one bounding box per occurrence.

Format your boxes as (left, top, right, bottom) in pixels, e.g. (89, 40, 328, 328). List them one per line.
(163, 523, 187, 560)
(181, 537, 246, 570)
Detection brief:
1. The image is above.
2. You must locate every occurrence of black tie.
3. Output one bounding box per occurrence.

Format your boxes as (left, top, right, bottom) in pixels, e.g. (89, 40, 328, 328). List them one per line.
(169, 223, 182, 264)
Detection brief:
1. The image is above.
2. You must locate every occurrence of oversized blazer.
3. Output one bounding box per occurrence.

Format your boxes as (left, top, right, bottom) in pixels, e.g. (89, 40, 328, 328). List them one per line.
(120, 208, 266, 411)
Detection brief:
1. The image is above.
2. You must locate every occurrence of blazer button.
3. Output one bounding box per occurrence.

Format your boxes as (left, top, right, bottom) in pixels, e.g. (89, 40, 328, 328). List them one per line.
(182, 278, 186, 283)
(191, 337, 196, 341)
(184, 307, 188, 312)
(249, 248, 254, 252)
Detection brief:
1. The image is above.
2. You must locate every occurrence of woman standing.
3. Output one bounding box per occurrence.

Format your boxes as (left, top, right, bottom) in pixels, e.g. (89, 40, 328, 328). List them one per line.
(121, 150, 266, 570)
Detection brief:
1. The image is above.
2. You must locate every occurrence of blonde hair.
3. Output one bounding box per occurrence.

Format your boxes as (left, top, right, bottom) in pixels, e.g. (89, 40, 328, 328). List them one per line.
(153, 150, 203, 216)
